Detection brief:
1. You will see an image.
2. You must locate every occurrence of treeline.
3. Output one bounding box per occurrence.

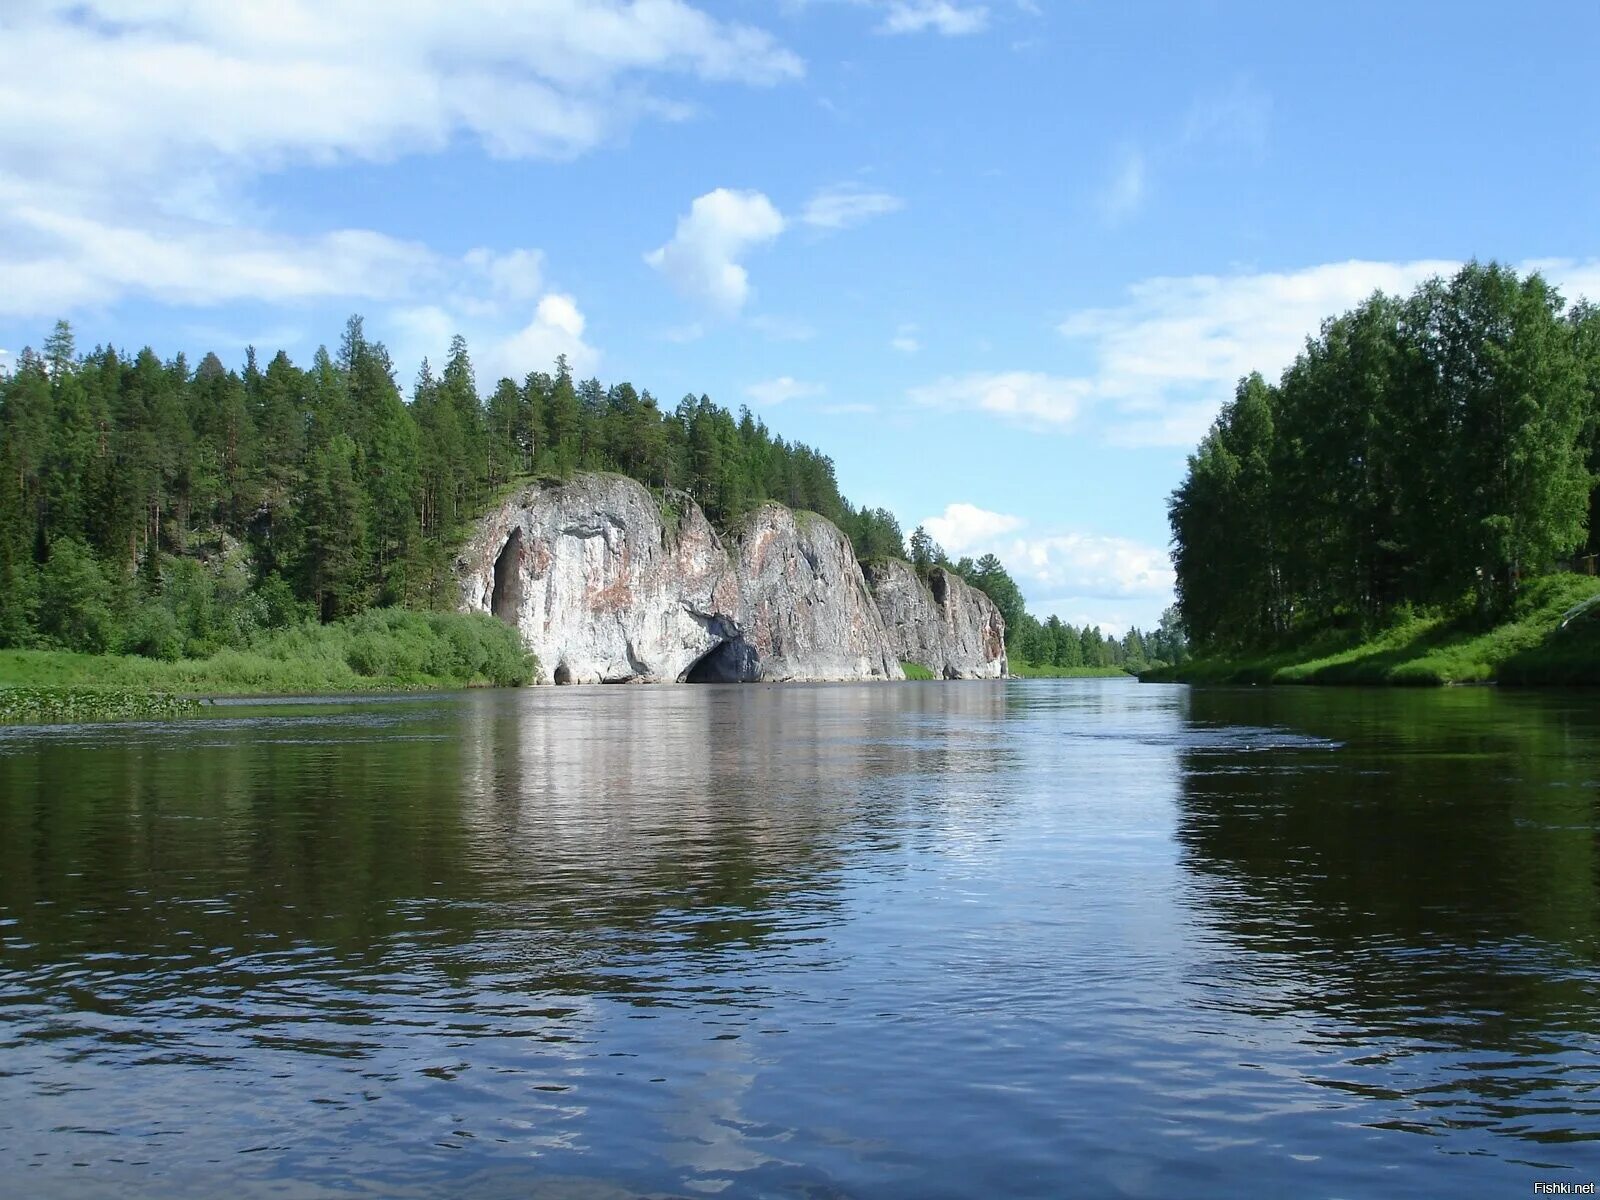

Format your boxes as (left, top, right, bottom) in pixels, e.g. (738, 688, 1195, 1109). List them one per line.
(0, 317, 905, 655)
(1170, 262, 1600, 649)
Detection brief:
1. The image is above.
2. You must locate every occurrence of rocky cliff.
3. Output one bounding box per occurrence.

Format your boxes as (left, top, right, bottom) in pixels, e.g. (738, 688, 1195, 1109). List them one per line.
(865, 559, 1008, 679)
(728, 503, 903, 683)
(455, 473, 741, 684)
(457, 475, 905, 684)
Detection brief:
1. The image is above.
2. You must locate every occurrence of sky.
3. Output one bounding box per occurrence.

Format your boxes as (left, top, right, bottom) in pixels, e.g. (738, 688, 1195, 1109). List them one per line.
(2, 0, 1598, 634)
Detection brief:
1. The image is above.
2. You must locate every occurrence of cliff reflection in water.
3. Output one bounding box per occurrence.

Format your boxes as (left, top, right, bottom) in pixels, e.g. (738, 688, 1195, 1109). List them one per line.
(1171, 685, 1600, 1146)
(0, 683, 1015, 1010)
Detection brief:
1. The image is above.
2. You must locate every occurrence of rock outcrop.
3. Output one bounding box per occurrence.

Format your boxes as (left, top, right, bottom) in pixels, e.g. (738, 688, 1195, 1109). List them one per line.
(730, 504, 903, 683)
(456, 474, 741, 684)
(865, 559, 1008, 679)
(457, 475, 905, 684)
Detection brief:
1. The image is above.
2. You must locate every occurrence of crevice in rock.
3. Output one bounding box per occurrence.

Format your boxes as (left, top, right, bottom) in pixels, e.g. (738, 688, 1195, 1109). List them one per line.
(553, 662, 573, 685)
(491, 529, 525, 625)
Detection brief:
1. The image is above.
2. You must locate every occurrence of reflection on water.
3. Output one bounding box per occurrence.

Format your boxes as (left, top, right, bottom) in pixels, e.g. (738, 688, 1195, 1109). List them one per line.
(0, 679, 1597, 1197)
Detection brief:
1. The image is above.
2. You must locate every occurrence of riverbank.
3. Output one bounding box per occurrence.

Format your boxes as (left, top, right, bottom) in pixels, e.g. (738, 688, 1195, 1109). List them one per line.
(1142, 573, 1600, 687)
(1008, 660, 1132, 679)
(0, 609, 535, 718)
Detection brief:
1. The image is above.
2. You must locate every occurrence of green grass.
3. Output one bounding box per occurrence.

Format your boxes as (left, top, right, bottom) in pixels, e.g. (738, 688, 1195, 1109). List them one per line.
(1143, 573, 1600, 687)
(1008, 659, 1132, 679)
(0, 608, 536, 702)
(900, 661, 936, 680)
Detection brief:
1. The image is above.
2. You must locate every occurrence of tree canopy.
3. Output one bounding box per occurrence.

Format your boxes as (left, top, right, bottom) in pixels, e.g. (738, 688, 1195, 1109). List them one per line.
(1169, 262, 1600, 649)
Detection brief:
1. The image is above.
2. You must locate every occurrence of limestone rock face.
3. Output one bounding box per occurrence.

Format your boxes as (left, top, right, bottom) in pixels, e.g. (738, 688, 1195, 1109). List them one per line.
(457, 475, 904, 684)
(456, 474, 740, 684)
(865, 559, 1008, 679)
(729, 504, 904, 683)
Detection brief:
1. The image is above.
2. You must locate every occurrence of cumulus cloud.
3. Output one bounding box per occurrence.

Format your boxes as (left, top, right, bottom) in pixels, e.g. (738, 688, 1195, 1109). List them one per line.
(921, 503, 1025, 553)
(801, 183, 905, 230)
(1006, 533, 1176, 601)
(908, 371, 1092, 429)
(645, 188, 786, 313)
(394, 291, 599, 386)
(877, 2, 990, 35)
(918, 500, 1176, 631)
(0, 1, 801, 321)
(745, 376, 824, 405)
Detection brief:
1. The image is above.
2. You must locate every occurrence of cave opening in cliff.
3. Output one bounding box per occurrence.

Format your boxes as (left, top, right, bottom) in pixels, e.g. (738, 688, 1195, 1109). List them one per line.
(553, 663, 572, 685)
(491, 529, 525, 625)
(683, 639, 755, 683)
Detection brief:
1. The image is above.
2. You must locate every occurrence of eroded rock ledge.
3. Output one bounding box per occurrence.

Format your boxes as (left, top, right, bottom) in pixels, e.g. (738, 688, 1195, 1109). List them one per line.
(457, 473, 1004, 684)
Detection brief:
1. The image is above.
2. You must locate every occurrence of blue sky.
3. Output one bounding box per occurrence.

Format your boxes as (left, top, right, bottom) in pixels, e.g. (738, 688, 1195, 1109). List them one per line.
(3, 1, 1598, 632)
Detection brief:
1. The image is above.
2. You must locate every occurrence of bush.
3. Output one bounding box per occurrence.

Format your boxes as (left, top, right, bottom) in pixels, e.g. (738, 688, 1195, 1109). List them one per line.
(121, 604, 183, 661)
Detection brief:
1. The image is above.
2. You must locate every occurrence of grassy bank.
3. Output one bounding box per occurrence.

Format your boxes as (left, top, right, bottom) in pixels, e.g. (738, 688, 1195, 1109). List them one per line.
(0, 609, 535, 707)
(1008, 660, 1132, 679)
(1143, 573, 1600, 687)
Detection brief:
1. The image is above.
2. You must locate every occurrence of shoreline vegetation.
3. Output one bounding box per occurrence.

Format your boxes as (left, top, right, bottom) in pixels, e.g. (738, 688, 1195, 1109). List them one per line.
(1161, 261, 1600, 688)
(1142, 573, 1600, 687)
(0, 609, 535, 722)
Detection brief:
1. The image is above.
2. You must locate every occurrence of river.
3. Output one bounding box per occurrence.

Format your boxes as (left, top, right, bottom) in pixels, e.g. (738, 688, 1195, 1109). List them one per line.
(1, 679, 1596, 1197)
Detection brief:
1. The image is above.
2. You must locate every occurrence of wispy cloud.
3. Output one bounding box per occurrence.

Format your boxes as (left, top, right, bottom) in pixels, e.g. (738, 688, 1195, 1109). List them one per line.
(802, 183, 905, 230)
(1097, 146, 1146, 225)
(745, 375, 824, 405)
(890, 322, 921, 353)
(877, 2, 990, 36)
(908, 370, 1093, 429)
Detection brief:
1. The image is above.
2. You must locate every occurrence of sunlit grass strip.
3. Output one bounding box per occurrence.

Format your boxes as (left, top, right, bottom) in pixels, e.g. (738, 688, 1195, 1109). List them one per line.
(0, 687, 202, 723)
(1143, 572, 1600, 687)
(900, 661, 936, 680)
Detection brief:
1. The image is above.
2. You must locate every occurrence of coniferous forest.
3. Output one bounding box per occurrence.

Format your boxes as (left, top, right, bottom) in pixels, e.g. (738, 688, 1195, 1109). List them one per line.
(1169, 262, 1600, 655)
(0, 316, 1173, 673)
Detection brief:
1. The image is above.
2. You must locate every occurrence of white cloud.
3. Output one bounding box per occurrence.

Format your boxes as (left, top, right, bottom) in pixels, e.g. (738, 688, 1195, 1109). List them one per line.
(1051, 256, 1600, 449)
(0, 2, 802, 189)
(917, 501, 1176, 630)
(394, 291, 599, 386)
(891, 322, 921, 353)
(878, 2, 990, 35)
(922, 502, 1025, 553)
(645, 188, 786, 313)
(745, 376, 823, 405)
(908, 370, 1092, 428)
(801, 183, 905, 230)
(1059, 258, 1459, 447)
(0, 1, 801, 322)
(1098, 146, 1146, 224)
(1006, 533, 1175, 600)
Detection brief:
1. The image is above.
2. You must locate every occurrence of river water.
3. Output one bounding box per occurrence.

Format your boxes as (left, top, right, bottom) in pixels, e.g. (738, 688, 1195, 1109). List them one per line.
(1, 679, 1597, 1197)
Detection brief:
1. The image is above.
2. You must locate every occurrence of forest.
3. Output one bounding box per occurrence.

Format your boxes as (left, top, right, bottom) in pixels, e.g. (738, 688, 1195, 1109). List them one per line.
(1169, 261, 1600, 652)
(0, 317, 1171, 672)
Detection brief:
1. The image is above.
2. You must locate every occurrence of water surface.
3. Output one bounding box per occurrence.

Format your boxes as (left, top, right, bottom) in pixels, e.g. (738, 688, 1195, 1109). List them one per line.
(1, 680, 1597, 1197)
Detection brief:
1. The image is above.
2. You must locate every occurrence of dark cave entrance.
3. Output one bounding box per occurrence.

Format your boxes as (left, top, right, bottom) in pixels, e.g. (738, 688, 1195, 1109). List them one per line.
(553, 663, 573, 685)
(491, 529, 525, 625)
(682, 639, 758, 683)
